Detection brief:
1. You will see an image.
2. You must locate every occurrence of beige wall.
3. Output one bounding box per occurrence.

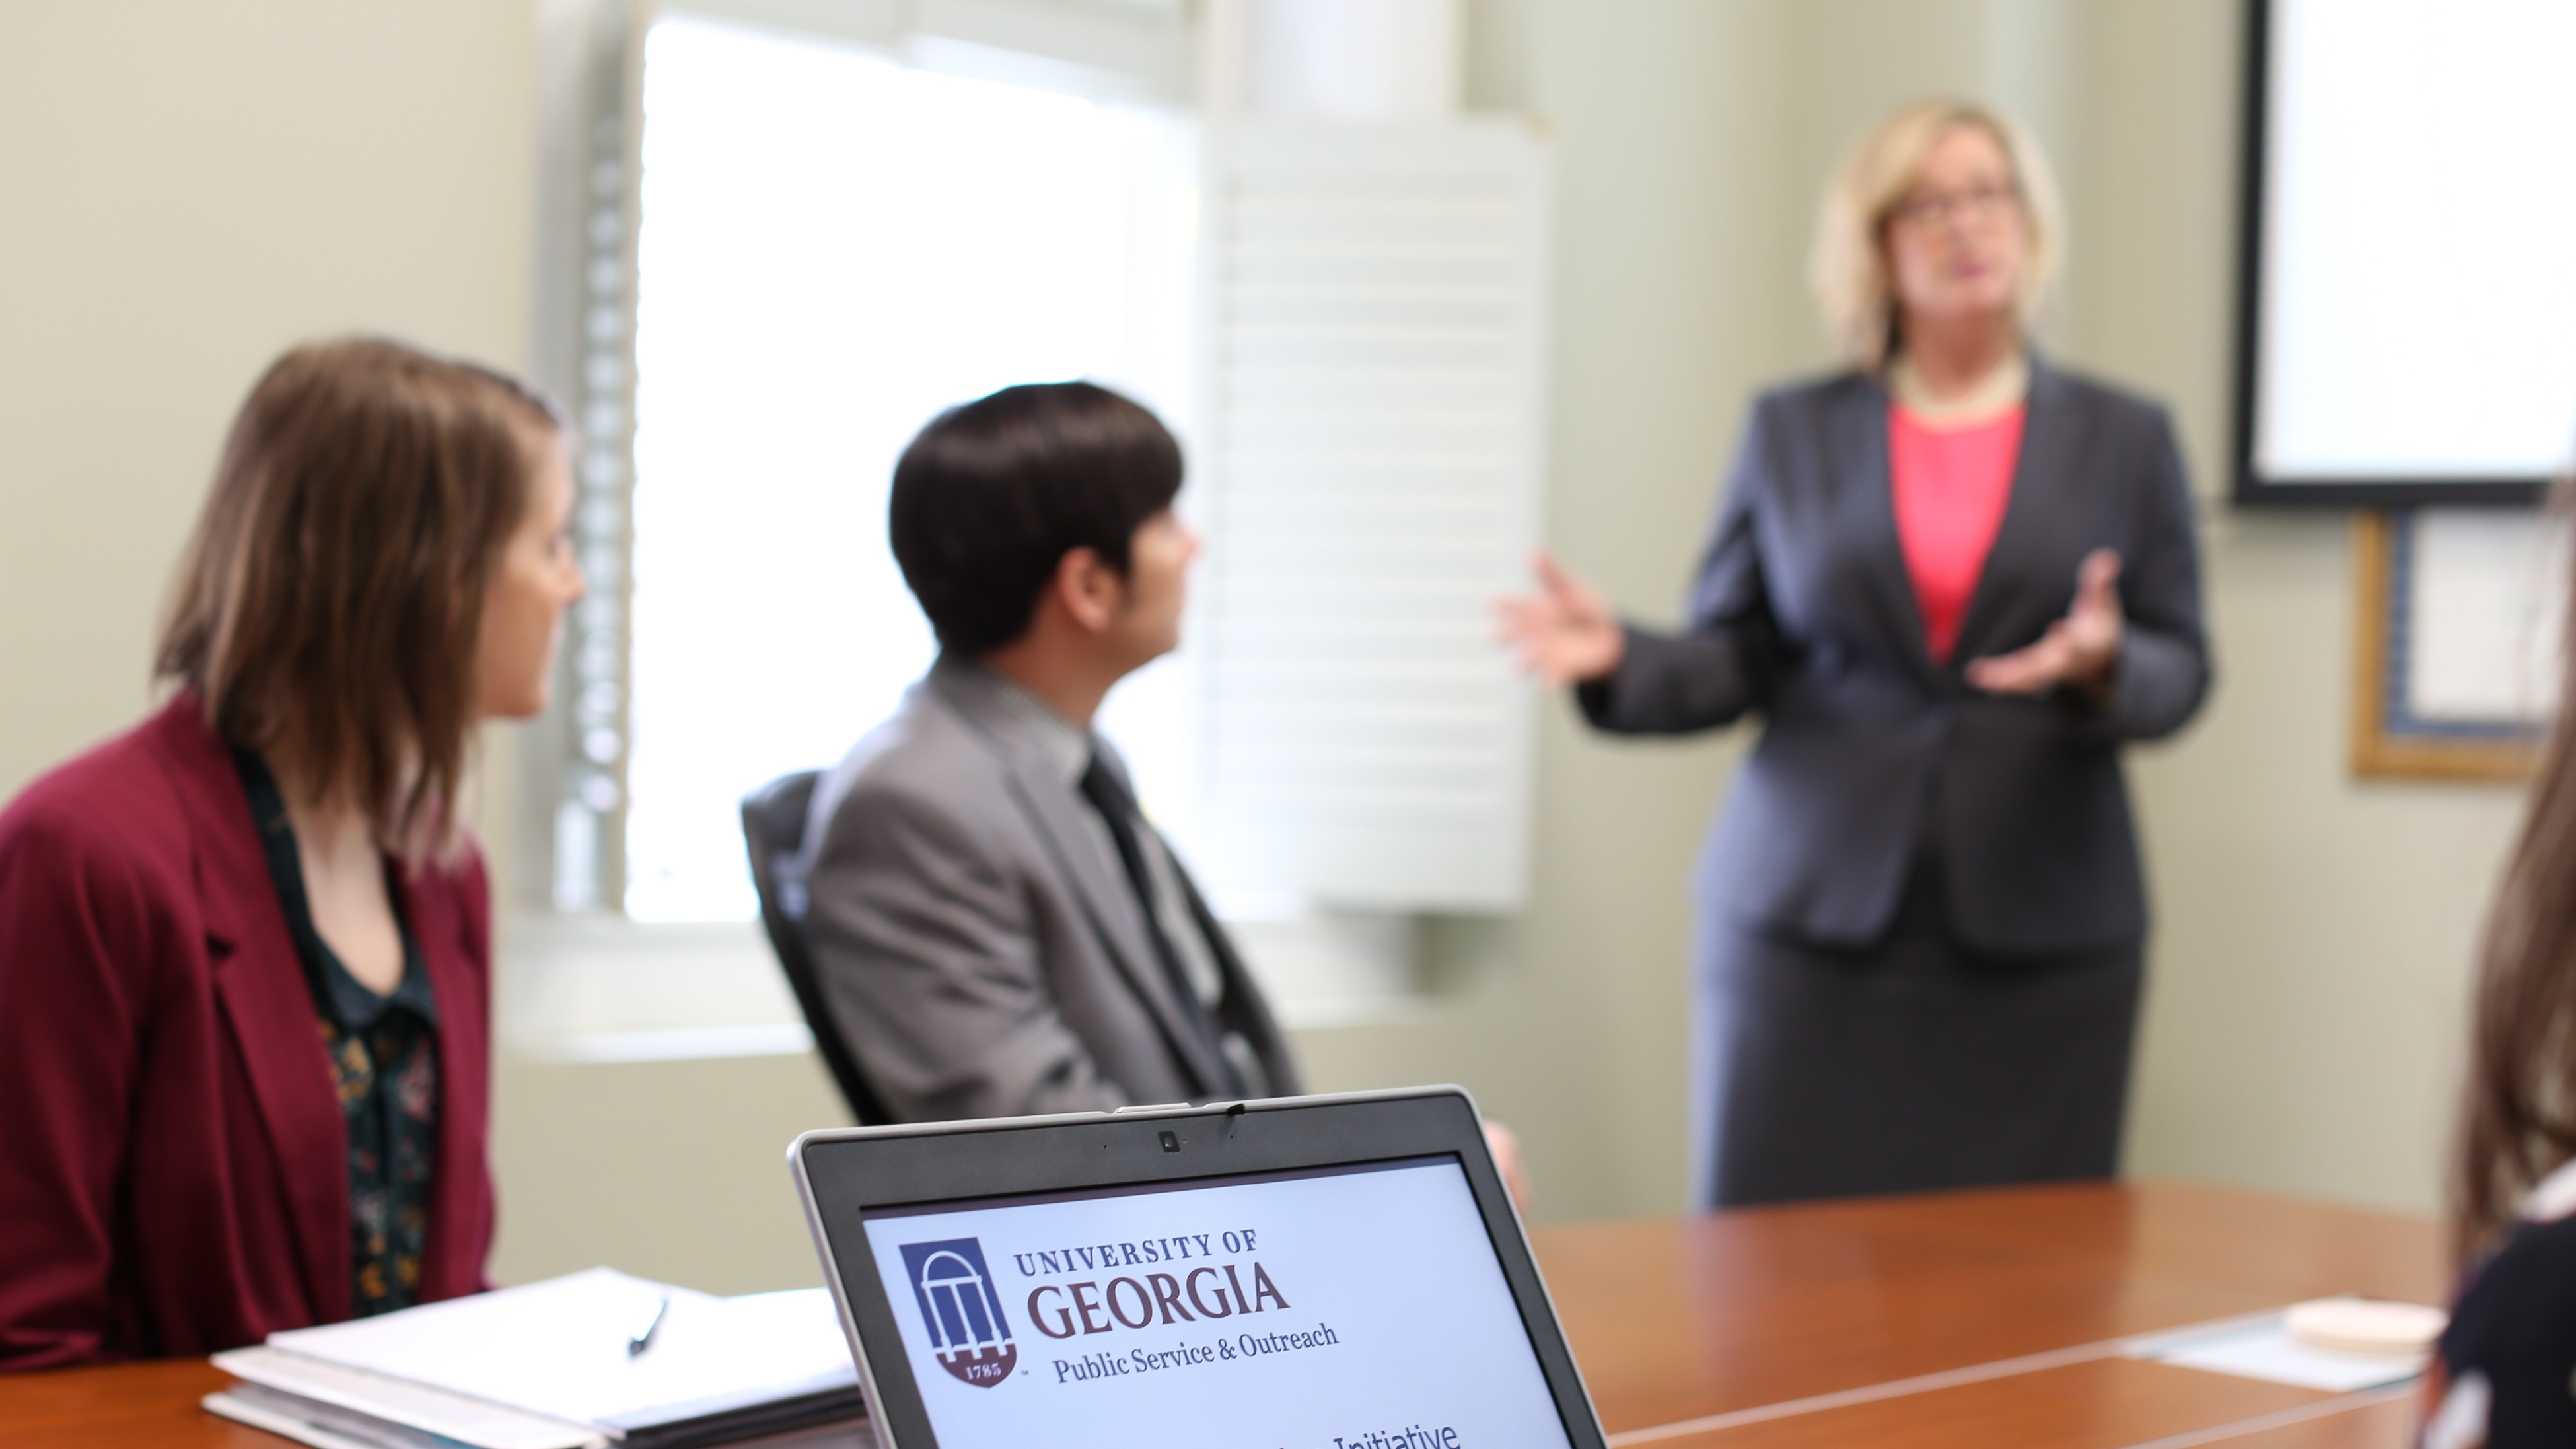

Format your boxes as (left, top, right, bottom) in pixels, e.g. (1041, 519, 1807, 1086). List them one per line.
(0, 1, 538, 803)
(1, 0, 2516, 1298)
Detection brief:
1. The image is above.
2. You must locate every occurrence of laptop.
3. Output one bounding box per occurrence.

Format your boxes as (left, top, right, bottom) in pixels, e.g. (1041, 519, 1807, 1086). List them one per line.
(788, 1086, 1609, 1449)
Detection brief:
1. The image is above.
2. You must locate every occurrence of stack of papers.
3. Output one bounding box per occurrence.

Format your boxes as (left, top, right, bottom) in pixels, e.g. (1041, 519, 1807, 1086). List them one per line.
(203, 1268, 869, 1449)
(2126, 1311, 2429, 1393)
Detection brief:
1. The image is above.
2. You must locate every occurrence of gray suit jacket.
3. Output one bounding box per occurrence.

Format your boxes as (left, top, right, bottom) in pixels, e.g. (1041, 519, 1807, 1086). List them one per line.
(794, 661, 1301, 1122)
(1579, 361, 2210, 954)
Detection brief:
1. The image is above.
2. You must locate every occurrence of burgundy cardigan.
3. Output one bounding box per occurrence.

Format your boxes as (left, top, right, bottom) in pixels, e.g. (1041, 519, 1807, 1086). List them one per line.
(0, 695, 496, 1370)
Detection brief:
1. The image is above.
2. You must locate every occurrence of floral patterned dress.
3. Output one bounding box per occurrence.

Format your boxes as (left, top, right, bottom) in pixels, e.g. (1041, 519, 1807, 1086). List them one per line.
(236, 752, 440, 1317)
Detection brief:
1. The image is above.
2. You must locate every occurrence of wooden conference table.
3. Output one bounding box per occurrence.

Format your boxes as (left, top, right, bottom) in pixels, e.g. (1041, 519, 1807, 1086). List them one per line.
(0, 1182, 2442, 1449)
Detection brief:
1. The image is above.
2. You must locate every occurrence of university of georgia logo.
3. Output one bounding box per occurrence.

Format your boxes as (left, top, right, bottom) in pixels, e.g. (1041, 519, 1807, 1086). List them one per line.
(898, 1238, 1018, 1388)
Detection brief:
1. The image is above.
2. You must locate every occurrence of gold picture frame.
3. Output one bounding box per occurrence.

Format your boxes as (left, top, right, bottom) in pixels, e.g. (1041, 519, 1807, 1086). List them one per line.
(2349, 509, 2540, 783)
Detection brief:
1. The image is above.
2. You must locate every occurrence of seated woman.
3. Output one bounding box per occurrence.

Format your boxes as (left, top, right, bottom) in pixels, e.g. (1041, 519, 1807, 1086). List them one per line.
(2427, 586, 2576, 1445)
(0, 338, 582, 1369)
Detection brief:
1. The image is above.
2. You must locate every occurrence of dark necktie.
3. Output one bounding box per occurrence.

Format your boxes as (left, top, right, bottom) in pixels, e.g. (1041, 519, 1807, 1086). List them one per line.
(1077, 753, 1245, 1098)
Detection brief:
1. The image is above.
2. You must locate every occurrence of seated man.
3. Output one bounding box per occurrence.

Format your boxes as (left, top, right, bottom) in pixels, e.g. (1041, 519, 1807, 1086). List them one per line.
(796, 382, 1300, 1121)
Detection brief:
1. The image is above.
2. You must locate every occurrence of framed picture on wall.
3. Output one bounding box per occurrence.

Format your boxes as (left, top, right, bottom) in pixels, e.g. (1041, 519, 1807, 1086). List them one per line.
(2349, 510, 2559, 782)
(2236, 0, 2576, 507)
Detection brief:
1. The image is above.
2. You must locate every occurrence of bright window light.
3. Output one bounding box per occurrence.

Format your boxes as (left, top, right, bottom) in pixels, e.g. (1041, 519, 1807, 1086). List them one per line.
(624, 15, 1195, 922)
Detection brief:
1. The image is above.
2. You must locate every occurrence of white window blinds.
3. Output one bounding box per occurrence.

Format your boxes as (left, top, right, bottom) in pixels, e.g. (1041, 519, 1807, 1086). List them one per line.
(1190, 118, 1552, 913)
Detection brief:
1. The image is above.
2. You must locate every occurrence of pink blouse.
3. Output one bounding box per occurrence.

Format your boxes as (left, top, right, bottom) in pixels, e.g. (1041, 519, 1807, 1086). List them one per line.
(1888, 404, 2025, 663)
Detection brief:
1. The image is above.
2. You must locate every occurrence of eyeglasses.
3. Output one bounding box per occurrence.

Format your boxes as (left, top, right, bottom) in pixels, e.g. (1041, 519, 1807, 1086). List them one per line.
(1887, 182, 2021, 228)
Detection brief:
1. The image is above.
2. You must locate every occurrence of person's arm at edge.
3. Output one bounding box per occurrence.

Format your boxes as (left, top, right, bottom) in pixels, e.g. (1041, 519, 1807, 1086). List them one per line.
(1570, 404, 1782, 734)
(802, 784, 1126, 1123)
(0, 799, 153, 1372)
(452, 844, 501, 1294)
(2075, 407, 2209, 744)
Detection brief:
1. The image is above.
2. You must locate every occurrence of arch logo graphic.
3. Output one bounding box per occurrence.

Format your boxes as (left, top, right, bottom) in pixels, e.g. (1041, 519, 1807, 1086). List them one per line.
(898, 1239, 1019, 1388)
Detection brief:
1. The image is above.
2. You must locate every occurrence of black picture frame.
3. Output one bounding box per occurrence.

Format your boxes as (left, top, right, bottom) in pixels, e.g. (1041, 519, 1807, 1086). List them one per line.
(2230, 0, 2548, 508)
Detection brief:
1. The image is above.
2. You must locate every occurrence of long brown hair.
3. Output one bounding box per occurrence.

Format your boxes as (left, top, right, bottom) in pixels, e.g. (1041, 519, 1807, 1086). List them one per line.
(2456, 495, 2576, 1261)
(157, 337, 560, 861)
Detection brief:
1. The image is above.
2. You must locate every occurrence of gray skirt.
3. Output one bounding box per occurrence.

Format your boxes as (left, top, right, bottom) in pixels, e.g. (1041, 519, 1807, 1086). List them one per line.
(1690, 853, 2143, 1209)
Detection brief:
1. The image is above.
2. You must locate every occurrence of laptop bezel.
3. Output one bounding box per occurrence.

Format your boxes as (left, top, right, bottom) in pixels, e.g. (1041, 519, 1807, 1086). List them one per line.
(787, 1086, 1609, 1449)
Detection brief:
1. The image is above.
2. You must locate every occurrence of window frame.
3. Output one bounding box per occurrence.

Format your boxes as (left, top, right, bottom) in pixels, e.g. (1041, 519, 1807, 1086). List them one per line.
(518, 0, 1196, 923)
(509, 1, 1538, 1060)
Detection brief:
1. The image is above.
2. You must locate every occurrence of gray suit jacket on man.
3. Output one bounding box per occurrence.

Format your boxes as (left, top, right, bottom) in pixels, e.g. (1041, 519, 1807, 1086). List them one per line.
(793, 659, 1301, 1123)
(1579, 360, 2211, 955)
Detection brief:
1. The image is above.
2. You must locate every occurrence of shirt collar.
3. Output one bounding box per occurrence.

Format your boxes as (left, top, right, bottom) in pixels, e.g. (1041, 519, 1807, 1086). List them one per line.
(955, 658, 1092, 785)
(230, 748, 437, 1032)
(1887, 349, 2031, 427)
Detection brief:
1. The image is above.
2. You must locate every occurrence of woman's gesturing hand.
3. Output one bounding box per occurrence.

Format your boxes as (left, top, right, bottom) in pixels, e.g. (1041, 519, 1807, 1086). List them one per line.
(1495, 551, 1627, 688)
(1482, 1120, 1532, 1212)
(1964, 548, 2124, 697)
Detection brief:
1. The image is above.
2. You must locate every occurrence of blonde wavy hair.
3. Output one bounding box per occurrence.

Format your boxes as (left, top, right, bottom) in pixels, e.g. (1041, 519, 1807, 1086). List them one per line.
(1808, 99, 2065, 372)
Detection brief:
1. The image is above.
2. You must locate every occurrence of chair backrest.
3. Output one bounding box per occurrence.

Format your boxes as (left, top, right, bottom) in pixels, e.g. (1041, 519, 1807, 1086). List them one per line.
(741, 770, 893, 1126)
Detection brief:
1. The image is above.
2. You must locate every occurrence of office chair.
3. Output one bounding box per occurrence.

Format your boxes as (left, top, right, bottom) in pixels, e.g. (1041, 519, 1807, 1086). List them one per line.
(741, 769, 893, 1126)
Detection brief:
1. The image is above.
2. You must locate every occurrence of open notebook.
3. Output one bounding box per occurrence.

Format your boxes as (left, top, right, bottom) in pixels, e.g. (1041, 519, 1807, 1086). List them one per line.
(205, 1268, 867, 1449)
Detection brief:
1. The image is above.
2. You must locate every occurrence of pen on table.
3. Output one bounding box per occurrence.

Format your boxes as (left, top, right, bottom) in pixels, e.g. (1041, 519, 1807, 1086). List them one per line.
(628, 1294, 670, 1358)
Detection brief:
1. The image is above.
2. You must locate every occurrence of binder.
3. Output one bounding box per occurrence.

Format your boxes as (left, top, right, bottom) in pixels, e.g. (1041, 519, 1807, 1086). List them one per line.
(201, 1268, 868, 1449)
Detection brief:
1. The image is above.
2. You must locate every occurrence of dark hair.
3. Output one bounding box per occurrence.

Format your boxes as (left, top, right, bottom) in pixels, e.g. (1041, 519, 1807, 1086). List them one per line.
(2457, 487, 2576, 1261)
(888, 382, 1183, 654)
(157, 336, 561, 861)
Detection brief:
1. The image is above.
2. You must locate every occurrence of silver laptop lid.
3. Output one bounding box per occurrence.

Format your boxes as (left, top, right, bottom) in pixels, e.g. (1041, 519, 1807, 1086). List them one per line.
(789, 1087, 1606, 1449)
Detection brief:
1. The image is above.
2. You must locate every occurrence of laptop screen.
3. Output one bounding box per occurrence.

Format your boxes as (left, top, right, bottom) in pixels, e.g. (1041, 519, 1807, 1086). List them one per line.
(858, 1153, 1577, 1448)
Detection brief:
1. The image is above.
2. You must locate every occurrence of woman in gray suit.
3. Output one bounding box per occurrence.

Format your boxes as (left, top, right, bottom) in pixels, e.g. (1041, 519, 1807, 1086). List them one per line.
(1500, 100, 2209, 1209)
